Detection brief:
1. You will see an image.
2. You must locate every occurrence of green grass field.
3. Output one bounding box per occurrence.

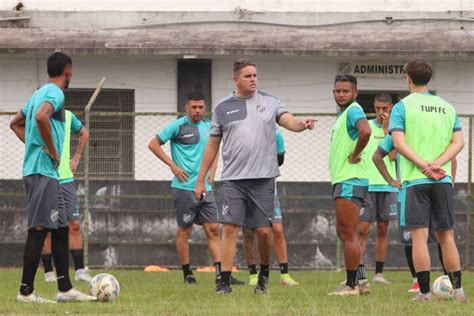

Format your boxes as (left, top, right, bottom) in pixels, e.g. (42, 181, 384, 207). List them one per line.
(0, 269, 472, 315)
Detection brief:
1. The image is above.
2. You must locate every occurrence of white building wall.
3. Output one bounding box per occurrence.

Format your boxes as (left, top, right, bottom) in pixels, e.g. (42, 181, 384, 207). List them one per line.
(1, 0, 472, 12)
(1, 55, 473, 182)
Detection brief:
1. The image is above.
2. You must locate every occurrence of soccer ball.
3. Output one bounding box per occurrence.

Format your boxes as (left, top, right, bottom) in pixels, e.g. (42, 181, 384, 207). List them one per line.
(89, 273, 120, 302)
(432, 275, 453, 299)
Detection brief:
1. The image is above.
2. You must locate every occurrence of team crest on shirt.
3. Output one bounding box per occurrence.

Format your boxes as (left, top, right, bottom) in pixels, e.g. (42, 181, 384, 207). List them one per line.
(256, 104, 266, 113)
(50, 209, 59, 222)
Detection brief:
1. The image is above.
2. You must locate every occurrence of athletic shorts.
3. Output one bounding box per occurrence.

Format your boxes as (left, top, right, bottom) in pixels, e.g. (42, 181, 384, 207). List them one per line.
(400, 183, 455, 231)
(273, 182, 282, 225)
(360, 191, 398, 222)
(23, 174, 67, 230)
(172, 188, 218, 228)
(332, 183, 368, 209)
(220, 178, 275, 229)
(60, 182, 80, 222)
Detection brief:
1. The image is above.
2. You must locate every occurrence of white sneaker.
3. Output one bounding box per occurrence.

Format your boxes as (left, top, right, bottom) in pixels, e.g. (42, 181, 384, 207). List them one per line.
(75, 269, 93, 282)
(44, 271, 56, 283)
(17, 291, 57, 304)
(373, 273, 391, 285)
(57, 288, 97, 302)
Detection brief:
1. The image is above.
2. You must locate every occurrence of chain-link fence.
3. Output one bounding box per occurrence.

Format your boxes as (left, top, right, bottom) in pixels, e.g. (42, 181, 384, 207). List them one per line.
(0, 111, 473, 269)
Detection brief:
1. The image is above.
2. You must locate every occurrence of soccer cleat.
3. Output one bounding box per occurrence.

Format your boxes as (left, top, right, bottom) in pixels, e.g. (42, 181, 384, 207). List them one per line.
(56, 288, 97, 302)
(215, 282, 232, 294)
(280, 273, 300, 286)
(184, 274, 197, 284)
(373, 273, 391, 285)
(17, 291, 57, 304)
(328, 285, 360, 297)
(408, 281, 420, 293)
(453, 288, 469, 303)
(358, 279, 371, 295)
(248, 274, 258, 286)
(411, 292, 436, 302)
(230, 276, 245, 285)
(253, 275, 268, 294)
(74, 269, 93, 282)
(44, 271, 56, 283)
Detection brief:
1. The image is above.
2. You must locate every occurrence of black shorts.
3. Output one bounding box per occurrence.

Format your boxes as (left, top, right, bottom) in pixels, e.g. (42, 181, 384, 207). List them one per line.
(332, 183, 368, 209)
(220, 178, 275, 229)
(23, 174, 67, 230)
(400, 183, 454, 231)
(172, 188, 219, 228)
(60, 182, 80, 222)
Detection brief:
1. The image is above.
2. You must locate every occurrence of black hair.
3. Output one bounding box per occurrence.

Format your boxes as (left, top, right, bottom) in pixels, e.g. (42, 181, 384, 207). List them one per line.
(233, 59, 257, 76)
(187, 91, 205, 101)
(47, 52, 72, 78)
(334, 74, 357, 88)
(374, 93, 392, 104)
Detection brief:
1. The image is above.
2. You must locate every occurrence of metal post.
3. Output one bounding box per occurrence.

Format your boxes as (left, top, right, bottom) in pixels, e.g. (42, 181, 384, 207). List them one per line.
(83, 77, 107, 267)
(465, 117, 473, 271)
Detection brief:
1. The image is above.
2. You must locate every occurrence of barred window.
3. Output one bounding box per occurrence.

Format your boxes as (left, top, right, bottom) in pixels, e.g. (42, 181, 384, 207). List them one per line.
(64, 89, 135, 180)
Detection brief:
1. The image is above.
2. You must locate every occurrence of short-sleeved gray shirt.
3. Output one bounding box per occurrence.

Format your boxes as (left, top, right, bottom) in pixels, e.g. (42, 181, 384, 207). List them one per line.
(211, 91, 289, 180)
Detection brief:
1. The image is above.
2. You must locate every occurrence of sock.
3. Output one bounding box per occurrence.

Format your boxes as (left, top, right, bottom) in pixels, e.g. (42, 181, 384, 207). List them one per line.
(214, 262, 222, 279)
(405, 246, 416, 278)
(181, 264, 192, 278)
(248, 264, 257, 275)
(258, 264, 270, 286)
(51, 226, 73, 292)
(279, 263, 288, 275)
(41, 254, 53, 273)
(416, 271, 430, 294)
(375, 261, 384, 274)
(70, 249, 85, 271)
(447, 271, 462, 289)
(437, 243, 448, 275)
(19, 230, 48, 296)
(356, 264, 367, 281)
(346, 270, 358, 288)
(221, 271, 231, 286)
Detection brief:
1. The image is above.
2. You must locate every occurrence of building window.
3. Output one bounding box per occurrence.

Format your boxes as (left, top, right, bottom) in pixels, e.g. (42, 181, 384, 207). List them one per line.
(64, 89, 135, 180)
(177, 59, 212, 113)
(358, 90, 436, 116)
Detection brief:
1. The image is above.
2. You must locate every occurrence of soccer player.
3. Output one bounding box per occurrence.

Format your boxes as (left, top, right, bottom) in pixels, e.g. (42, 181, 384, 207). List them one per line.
(328, 75, 371, 296)
(41, 109, 92, 283)
(148, 92, 243, 286)
(390, 58, 467, 302)
(194, 59, 314, 294)
(357, 93, 397, 288)
(373, 134, 449, 293)
(243, 129, 299, 286)
(10, 52, 96, 303)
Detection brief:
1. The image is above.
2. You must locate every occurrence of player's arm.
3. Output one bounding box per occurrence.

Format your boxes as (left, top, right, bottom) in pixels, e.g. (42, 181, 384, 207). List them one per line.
(208, 153, 219, 184)
(372, 149, 401, 188)
(349, 119, 371, 163)
(36, 102, 60, 167)
(148, 137, 189, 182)
(195, 136, 221, 200)
(433, 131, 464, 167)
(452, 157, 457, 188)
(10, 111, 26, 143)
(278, 113, 315, 132)
(70, 126, 89, 173)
